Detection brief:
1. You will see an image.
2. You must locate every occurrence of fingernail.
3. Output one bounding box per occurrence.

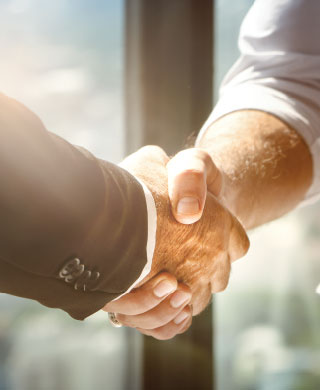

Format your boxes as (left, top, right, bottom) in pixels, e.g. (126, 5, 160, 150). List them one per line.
(177, 197, 200, 221)
(174, 311, 189, 325)
(154, 280, 176, 298)
(170, 291, 191, 308)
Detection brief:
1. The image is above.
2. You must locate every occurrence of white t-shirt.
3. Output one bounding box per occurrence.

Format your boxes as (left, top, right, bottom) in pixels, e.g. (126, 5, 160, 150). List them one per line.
(197, 0, 320, 206)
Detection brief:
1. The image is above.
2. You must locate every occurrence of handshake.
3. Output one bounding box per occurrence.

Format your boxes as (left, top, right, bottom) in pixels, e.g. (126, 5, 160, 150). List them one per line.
(104, 145, 249, 340)
(0, 96, 309, 333)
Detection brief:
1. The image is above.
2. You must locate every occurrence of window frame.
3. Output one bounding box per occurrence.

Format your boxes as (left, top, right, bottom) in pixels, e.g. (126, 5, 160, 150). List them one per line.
(125, 1, 215, 389)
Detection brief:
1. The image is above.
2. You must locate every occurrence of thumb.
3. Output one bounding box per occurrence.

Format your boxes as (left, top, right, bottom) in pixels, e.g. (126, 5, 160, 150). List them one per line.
(167, 148, 223, 224)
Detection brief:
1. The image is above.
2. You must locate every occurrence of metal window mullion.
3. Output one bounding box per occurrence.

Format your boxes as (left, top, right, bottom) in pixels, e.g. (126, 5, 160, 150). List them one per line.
(125, 1, 215, 389)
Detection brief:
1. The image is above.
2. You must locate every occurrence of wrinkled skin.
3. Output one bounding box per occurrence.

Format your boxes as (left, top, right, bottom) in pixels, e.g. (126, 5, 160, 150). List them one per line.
(104, 146, 249, 339)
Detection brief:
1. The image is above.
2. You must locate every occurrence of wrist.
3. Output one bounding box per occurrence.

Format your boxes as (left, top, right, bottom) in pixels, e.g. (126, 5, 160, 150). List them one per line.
(208, 161, 244, 225)
(196, 135, 247, 226)
(197, 110, 313, 229)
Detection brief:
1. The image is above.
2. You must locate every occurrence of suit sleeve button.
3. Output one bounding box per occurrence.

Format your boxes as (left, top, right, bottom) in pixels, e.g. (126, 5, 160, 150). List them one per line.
(59, 258, 85, 283)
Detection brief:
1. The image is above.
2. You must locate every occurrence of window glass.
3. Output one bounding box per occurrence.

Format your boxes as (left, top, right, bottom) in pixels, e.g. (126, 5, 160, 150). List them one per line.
(0, 1, 132, 389)
(0, 0, 124, 162)
(214, 1, 320, 389)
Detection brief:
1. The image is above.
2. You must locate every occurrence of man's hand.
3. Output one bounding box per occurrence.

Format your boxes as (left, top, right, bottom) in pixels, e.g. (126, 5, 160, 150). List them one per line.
(103, 145, 249, 339)
(167, 148, 225, 225)
(167, 111, 313, 229)
(104, 272, 192, 340)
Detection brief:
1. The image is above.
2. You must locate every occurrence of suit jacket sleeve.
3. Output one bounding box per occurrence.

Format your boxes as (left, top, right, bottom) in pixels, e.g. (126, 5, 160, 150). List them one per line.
(0, 92, 149, 320)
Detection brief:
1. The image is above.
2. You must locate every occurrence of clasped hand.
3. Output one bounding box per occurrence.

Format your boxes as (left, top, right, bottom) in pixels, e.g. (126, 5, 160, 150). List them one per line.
(103, 146, 249, 340)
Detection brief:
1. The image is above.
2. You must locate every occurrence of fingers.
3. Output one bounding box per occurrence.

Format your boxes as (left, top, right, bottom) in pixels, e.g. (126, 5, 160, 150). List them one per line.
(137, 305, 193, 340)
(115, 283, 192, 330)
(167, 148, 223, 224)
(103, 273, 192, 340)
(228, 215, 250, 262)
(103, 272, 178, 316)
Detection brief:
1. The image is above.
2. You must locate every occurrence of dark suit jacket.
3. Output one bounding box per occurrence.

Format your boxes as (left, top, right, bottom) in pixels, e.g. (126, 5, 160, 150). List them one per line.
(0, 93, 148, 320)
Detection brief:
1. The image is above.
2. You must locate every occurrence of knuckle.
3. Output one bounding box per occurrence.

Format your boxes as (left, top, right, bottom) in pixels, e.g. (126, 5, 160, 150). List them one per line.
(177, 169, 204, 182)
(212, 277, 229, 293)
(242, 235, 250, 255)
(152, 272, 178, 288)
(175, 148, 202, 160)
(174, 148, 213, 167)
(139, 145, 160, 153)
(229, 217, 250, 261)
(160, 271, 177, 281)
(170, 149, 192, 162)
(168, 151, 206, 177)
(211, 263, 231, 293)
(139, 145, 169, 162)
(217, 281, 228, 293)
(199, 149, 215, 168)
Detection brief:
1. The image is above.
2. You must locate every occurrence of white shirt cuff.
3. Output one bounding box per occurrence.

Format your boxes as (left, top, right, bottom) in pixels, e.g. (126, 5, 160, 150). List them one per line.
(111, 173, 157, 301)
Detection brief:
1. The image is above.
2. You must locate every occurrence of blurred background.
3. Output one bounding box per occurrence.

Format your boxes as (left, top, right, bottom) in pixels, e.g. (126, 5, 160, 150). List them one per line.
(0, 1, 129, 390)
(0, 0, 319, 389)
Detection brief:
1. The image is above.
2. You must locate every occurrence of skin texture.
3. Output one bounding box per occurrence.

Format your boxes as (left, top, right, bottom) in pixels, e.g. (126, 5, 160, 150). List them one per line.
(104, 272, 194, 340)
(116, 145, 249, 315)
(194, 110, 313, 228)
(104, 145, 249, 339)
(105, 110, 313, 340)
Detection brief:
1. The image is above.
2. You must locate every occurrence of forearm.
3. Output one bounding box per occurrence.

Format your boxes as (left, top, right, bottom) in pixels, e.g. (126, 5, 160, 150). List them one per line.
(197, 110, 313, 229)
(0, 92, 150, 318)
